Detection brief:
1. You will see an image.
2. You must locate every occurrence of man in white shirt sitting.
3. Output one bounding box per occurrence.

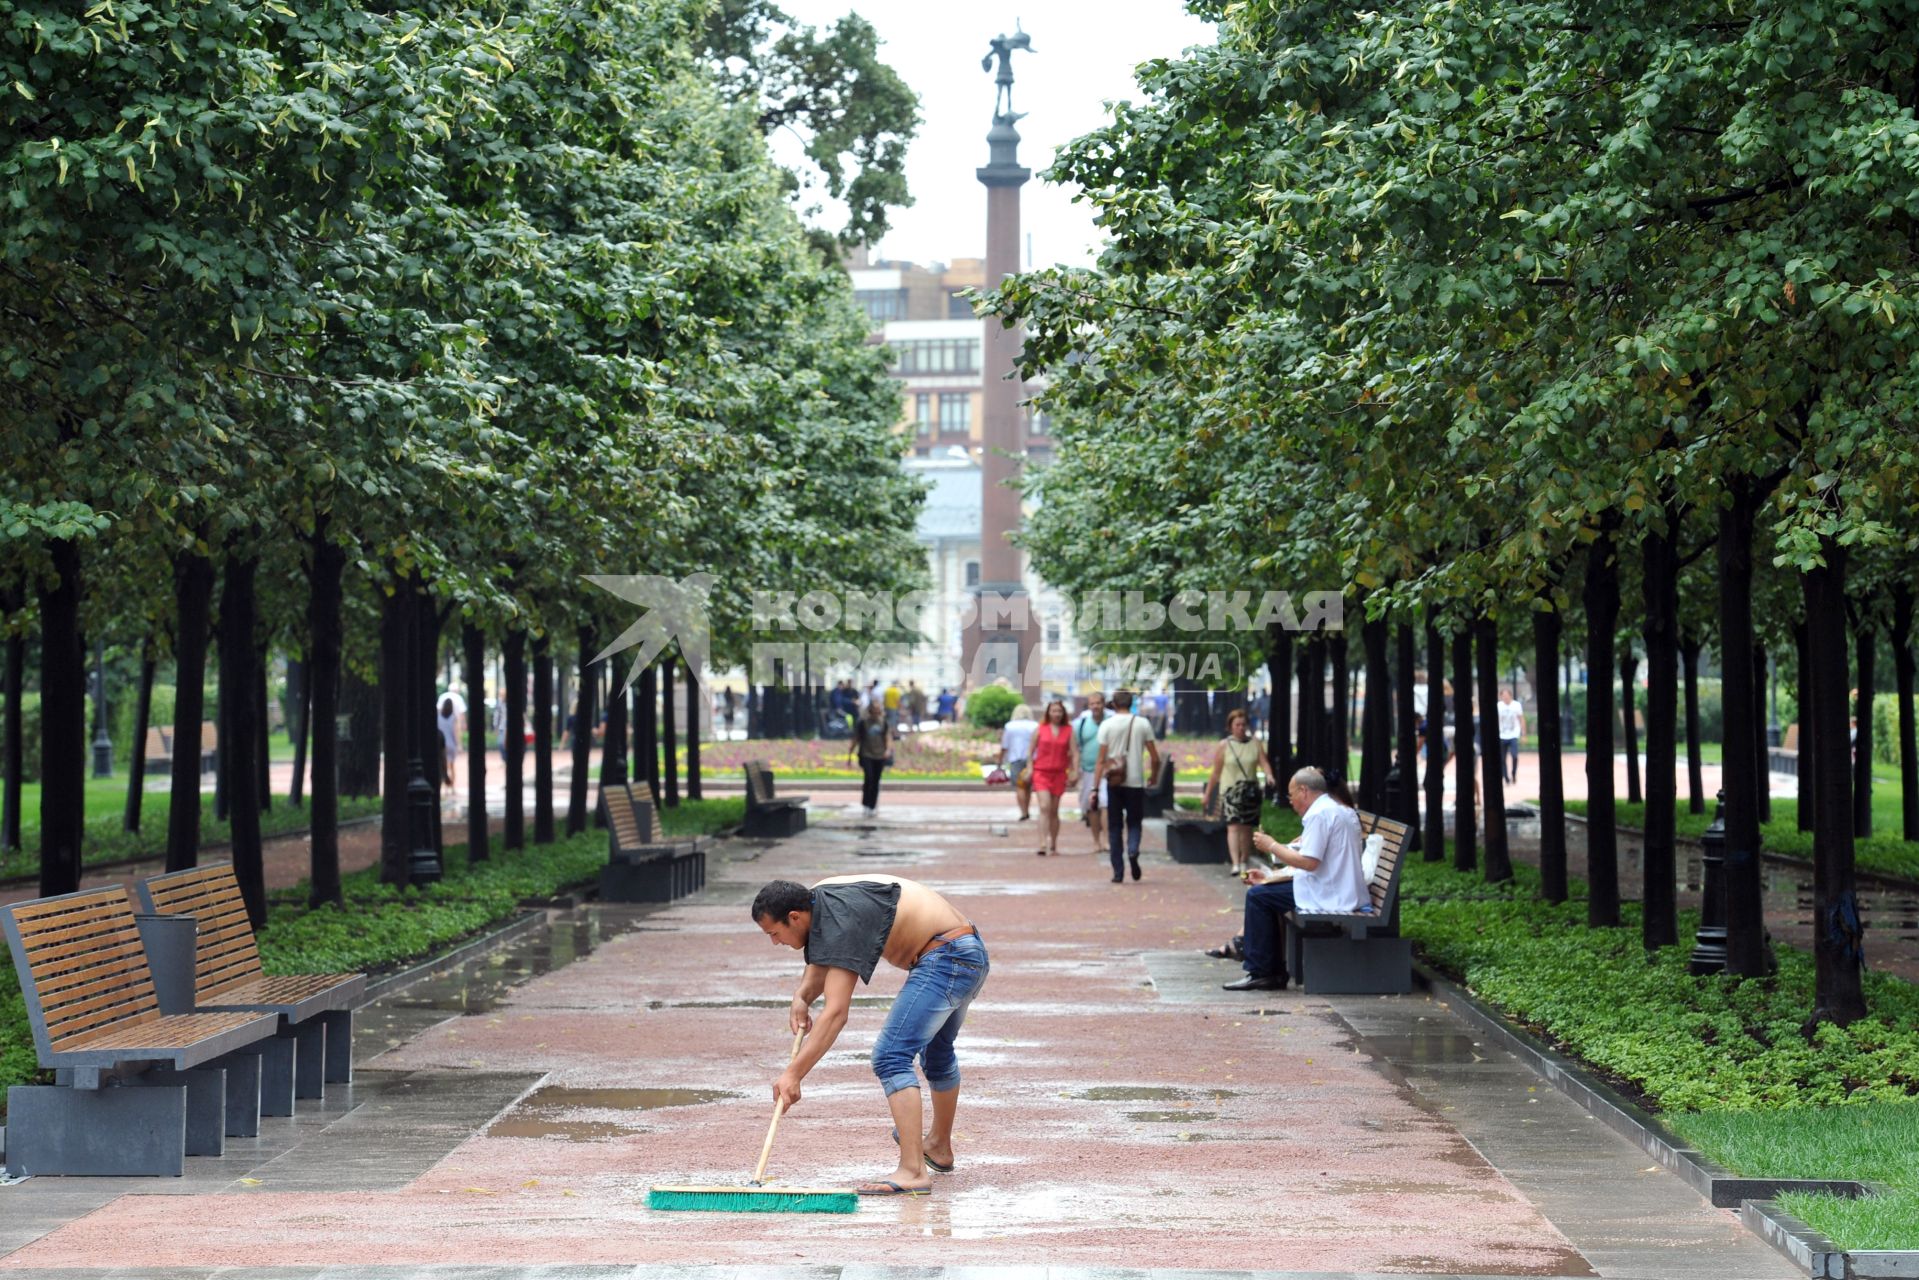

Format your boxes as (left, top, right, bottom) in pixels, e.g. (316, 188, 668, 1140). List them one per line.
(1223, 767, 1368, 991)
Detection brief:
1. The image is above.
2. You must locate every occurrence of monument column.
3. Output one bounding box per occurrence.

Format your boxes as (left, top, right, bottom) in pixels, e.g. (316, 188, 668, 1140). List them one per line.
(963, 29, 1043, 706)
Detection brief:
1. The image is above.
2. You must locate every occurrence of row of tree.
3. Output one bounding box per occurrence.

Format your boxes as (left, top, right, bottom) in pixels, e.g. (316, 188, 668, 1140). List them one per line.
(991, 0, 1919, 1030)
(1, 0, 929, 921)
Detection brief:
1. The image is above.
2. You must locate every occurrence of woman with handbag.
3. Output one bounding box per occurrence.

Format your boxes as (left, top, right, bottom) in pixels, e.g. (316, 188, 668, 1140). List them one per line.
(1028, 700, 1078, 855)
(849, 701, 894, 817)
(996, 704, 1039, 821)
(1202, 708, 1279, 875)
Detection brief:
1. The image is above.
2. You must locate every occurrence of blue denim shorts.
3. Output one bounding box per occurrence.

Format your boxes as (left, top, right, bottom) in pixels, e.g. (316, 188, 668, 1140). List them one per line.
(870, 933, 989, 1096)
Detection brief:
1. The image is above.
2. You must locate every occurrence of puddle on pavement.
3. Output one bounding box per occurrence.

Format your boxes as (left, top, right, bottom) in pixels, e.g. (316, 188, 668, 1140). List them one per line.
(383, 906, 653, 1015)
(1362, 1034, 1487, 1064)
(488, 1086, 736, 1141)
(1074, 1086, 1239, 1102)
(1125, 1109, 1220, 1123)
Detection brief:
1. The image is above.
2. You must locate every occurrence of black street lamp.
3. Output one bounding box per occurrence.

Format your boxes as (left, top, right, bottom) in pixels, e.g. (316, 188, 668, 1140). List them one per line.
(1688, 791, 1729, 975)
(91, 638, 113, 778)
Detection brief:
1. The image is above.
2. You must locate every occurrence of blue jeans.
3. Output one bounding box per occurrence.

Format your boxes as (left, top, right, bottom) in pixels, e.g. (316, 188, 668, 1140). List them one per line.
(870, 933, 989, 1096)
(1242, 880, 1297, 980)
(1501, 737, 1519, 784)
(1107, 785, 1145, 877)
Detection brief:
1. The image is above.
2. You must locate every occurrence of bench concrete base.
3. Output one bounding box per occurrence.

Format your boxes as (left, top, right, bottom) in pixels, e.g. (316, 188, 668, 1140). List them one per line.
(279, 1020, 325, 1101)
(601, 848, 706, 903)
(1165, 818, 1228, 863)
(743, 804, 807, 839)
(321, 1009, 354, 1084)
(256, 1034, 296, 1116)
(143, 1067, 228, 1157)
(210, 1050, 262, 1137)
(5, 1082, 188, 1177)
(1297, 934, 1413, 995)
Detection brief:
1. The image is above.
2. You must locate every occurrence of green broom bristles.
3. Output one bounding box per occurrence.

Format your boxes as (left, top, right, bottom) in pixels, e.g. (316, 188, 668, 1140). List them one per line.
(646, 1184, 858, 1213)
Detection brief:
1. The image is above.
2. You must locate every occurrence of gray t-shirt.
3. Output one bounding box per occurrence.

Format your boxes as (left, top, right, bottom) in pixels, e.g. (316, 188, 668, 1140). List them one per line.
(805, 881, 901, 985)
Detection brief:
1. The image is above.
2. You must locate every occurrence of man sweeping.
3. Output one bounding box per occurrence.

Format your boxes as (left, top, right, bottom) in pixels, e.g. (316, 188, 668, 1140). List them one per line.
(751, 875, 988, 1196)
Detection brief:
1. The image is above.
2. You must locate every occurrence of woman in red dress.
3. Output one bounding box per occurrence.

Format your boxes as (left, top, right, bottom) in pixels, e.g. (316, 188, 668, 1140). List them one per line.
(1029, 700, 1078, 856)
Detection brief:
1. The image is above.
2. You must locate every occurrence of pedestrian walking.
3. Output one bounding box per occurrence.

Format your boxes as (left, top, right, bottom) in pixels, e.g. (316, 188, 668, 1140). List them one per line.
(1093, 691, 1161, 883)
(438, 696, 462, 789)
(1203, 708, 1279, 875)
(848, 701, 893, 817)
(1071, 691, 1109, 852)
(1028, 700, 1077, 855)
(997, 704, 1039, 822)
(1496, 685, 1525, 786)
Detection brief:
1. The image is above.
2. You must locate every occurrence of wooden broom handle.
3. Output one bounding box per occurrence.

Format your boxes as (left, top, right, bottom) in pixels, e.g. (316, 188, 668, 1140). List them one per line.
(753, 1030, 805, 1184)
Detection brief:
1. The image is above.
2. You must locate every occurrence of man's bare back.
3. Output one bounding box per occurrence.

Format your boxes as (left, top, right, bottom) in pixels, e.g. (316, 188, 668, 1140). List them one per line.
(812, 874, 969, 972)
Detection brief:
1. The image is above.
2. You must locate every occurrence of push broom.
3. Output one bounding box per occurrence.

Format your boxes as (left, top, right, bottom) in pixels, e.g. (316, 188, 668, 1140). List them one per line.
(647, 1031, 858, 1213)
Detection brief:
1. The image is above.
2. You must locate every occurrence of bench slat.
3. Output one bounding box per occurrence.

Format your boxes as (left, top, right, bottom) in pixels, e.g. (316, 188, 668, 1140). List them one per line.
(61, 1010, 265, 1054)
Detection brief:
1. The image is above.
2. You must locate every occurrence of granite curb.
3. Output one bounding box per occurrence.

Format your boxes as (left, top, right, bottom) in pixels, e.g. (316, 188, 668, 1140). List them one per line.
(1412, 961, 1913, 1278)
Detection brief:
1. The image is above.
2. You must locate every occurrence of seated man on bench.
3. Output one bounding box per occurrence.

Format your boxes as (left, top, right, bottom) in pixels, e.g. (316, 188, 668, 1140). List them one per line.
(1221, 767, 1367, 992)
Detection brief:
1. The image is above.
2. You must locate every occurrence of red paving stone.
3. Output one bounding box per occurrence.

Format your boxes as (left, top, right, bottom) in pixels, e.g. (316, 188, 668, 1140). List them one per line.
(4, 797, 1590, 1274)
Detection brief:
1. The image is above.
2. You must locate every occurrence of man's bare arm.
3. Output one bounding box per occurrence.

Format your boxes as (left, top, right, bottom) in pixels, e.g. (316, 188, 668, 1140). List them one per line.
(789, 962, 831, 1034)
(776, 966, 857, 1109)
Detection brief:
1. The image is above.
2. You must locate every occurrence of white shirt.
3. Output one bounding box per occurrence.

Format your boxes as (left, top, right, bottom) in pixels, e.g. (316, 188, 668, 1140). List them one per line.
(1497, 699, 1524, 740)
(1095, 711, 1156, 787)
(1411, 682, 1429, 717)
(1000, 718, 1038, 762)
(1291, 793, 1368, 914)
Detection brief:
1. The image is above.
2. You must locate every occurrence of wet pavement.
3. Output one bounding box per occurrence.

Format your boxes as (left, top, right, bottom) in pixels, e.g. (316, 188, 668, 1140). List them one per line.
(0, 796, 1797, 1279)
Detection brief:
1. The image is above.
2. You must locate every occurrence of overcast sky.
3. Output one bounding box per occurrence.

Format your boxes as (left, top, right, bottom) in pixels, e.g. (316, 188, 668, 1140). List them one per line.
(773, 1, 1216, 271)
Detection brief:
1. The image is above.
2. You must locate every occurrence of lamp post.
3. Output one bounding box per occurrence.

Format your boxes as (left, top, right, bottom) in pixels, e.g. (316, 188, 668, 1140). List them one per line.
(1688, 791, 1729, 974)
(91, 638, 113, 778)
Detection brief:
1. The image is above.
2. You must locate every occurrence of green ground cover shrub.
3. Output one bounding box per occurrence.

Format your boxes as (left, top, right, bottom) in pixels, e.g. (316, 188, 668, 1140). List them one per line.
(965, 685, 1021, 730)
(0, 791, 383, 882)
(1401, 856, 1919, 1249)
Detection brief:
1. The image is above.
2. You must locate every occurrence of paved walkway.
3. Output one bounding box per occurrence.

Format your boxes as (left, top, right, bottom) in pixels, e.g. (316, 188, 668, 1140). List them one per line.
(0, 795, 1796, 1278)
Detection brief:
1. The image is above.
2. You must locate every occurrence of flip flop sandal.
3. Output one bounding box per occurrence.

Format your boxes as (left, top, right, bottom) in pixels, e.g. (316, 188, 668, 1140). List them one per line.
(857, 1180, 932, 1196)
(892, 1126, 956, 1173)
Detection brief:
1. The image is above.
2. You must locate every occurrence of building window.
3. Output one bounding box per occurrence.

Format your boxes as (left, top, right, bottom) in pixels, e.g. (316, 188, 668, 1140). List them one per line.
(965, 561, 980, 588)
(893, 338, 981, 375)
(939, 393, 971, 433)
(915, 393, 932, 436)
(948, 292, 974, 319)
(856, 289, 907, 325)
(1046, 619, 1061, 646)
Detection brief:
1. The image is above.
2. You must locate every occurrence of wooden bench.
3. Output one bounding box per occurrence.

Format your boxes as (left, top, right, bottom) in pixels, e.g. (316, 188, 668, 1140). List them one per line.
(141, 725, 173, 777)
(134, 864, 366, 1113)
(600, 783, 707, 903)
(1284, 809, 1412, 995)
(1165, 796, 1228, 863)
(742, 761, 807, 838)
(1, 887, 280, 1175)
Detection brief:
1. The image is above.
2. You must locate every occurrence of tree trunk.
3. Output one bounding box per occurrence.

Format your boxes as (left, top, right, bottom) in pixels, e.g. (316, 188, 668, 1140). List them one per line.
(1294, 642, 1316, 769)
(1641, 512, 1680, 950)
(38, 537, 86, 896)
(1754, 643, 1773, 825)
(686, 660, 703, 801)
(338, 664, 382, 798)
(1423, 614, 1447, 861)
(567, 630, 594, 835)
(124, 643, 156, 833)
(1853, 616, 1875, 837)
(533, 634, 555, 844)
(1796, 620, 1814, 832)
(219, 552, 266, 929)
(464, 620, 488, 861)
(1476, 615, 1511, 883)
(637, 664, 660, 807)
(1330, 633, 1351, 770)
(1802, 538, 1867, 1028)
(1, 585, 24, 854)
(600, 663, 628, 818)
(416, 591, 444, 857)
(1266, 624, 1293, 781)
(379, 580, 413, 885)
(503, 627, 527, 851)
(1536, 603, 1567, 903)
(1585, 514, 1622, 928)
(661, 657, 680, 807)
(1452, 626, 1476, 873)
(255, 643, 272, 813)
(167, 549, 215, 873)
(1621, 649, 1642, 806)
(1893, 585, 1918, 842)
(1394, 621, 1419, 845)
(1681, 633, 1705, 815)
(1360, 613, 1392, 811)
(307, 529, 346, 908)
(287, 656, 309, 808)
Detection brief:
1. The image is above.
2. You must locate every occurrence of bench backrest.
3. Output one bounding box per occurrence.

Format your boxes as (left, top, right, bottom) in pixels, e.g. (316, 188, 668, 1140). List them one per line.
(1, 887, 162, 1058)
(134, 864, 264, 1002)
(201, 719, 219, 750)
(745, 762, 776, 806)
(627, 785, 664, 842)
(144, 726, 172, 757)
(604, 782, 645, 851)
(1782, 723, 1800, 752)
(1356, 809, 1410, 928)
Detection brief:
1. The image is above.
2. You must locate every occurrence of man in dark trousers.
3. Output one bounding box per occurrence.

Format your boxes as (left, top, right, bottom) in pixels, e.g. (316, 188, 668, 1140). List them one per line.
(753, 874, 989, 1196)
